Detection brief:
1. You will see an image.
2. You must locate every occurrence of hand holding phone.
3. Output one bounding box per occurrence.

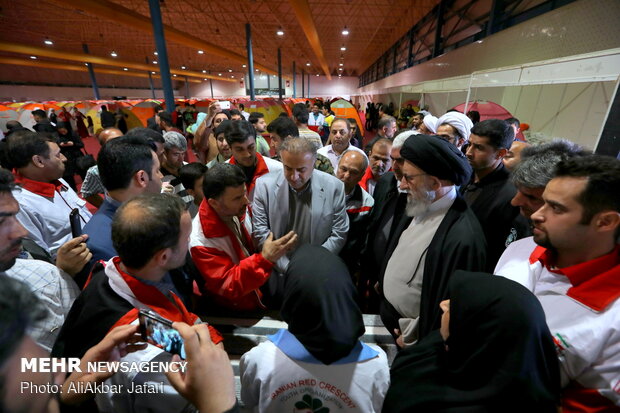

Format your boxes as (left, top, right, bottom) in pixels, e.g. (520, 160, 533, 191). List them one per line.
(70, 208, 82, 238)
(139, 310, 186, 359)
(218, 101, 231, 110)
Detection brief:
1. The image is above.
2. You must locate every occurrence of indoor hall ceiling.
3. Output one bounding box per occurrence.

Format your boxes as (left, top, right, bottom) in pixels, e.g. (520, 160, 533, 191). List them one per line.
(0, 0, 438, 90)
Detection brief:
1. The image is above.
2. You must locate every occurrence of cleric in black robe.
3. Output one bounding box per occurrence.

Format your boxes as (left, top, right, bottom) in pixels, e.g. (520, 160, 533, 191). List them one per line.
(378, 134, 486, 346)
(382, 271, 561, 412)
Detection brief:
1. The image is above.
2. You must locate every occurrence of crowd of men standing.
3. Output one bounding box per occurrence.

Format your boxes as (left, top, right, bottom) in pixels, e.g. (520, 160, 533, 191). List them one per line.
(0, 99, 618, 413)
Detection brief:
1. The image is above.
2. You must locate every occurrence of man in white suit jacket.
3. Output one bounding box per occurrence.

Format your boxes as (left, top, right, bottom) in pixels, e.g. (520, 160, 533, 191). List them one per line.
(252, 138, 349, 274)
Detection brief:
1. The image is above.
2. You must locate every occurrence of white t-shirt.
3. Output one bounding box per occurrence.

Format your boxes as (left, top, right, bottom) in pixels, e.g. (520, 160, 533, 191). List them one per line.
(240, 330, 390, 412)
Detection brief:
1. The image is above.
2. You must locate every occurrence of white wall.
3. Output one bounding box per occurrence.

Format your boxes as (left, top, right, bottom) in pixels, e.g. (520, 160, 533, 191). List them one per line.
(0, 85, 182, 102)
(189, 75, 359, 99)
(358, 0, 620, 95)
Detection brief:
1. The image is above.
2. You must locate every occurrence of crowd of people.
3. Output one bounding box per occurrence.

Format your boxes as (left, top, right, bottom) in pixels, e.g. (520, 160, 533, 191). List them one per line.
(0, 98, 618, 413)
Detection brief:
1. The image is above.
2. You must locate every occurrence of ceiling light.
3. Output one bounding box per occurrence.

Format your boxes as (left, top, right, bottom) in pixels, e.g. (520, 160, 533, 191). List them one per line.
(339, 63, 343, 66)
(85, 63, 89, 66)
(231, 75, 235, 78)
(44, 39, 53, 45)
(152, 71, 156, 74)
(255, 69, 259, 72)
(204, 78, 208, 80)
(173, 74, 177, 77)
(218, 73, 222, 76)
(30, 56, 37, 59)
(154, 51, 158, 55)
(153, 60, 158, 64)
(338, 74, 342, 77)
(228, 69, 232, 72)
(198, 50, 204, 54)
(202, 70, 207, 73)
(123, 67, 128, 71)
(339, 67, 343, 71)
(276, 28, 284, 36)
(110, 51, 118, 57)
(242, 64, 246, 68)
(342, 27, 349, 35)
(306, 62, 311, 66)
(340, 46, 346, 51)
(316, 74, 319, 77)
(181, 66, 186, 70)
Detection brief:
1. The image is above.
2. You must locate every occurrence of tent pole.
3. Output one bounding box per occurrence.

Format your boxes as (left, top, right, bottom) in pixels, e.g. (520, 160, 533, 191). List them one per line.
(464, 73, 474, 114)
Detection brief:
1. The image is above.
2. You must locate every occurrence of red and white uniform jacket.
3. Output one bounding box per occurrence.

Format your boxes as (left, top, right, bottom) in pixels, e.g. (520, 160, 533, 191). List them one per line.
(189, 200, 273, 311)
(495, 237, 620, 412)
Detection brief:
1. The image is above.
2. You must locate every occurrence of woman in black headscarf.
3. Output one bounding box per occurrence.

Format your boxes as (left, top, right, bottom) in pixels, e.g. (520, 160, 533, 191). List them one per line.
(239, 245, 390, 412)
(383, 270, 560, 413)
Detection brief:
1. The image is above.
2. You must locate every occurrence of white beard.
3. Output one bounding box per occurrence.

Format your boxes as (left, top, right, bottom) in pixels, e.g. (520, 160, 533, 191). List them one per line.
(405, 188, 436, 217)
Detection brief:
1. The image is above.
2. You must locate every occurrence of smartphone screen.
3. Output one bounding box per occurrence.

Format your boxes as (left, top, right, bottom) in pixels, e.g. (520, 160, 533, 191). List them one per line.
(138, 310, 186, 359)
(219, 101, 231, 110)
(69, 208, 82, 238)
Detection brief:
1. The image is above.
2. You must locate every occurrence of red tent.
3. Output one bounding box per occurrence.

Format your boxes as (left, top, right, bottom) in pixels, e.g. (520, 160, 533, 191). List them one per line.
(453, 101, 512, 121)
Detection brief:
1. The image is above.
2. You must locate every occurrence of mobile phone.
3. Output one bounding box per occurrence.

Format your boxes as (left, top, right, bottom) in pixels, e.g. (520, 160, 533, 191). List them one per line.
(69, 208, 82, 238)
(218, 100, 231, 110)
(138, 309, 186, 359)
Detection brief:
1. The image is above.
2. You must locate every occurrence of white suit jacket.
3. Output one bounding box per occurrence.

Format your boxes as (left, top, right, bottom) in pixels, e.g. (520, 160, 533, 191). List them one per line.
(251, 169, 349, 272)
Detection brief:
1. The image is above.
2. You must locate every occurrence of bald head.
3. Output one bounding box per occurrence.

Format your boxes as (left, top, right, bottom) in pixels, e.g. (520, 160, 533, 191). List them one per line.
(337, 150, 368, 194)
(98, 127, 123, 145)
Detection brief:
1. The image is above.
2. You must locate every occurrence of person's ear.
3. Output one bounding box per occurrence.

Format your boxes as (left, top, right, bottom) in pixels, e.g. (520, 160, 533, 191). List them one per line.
(497, 148, 508, 160)
(594, 211, 620, 234)
(135, 170, 148, 188)
(207, 197, 218, 211)
(153, 247, 171, 267)
(427, 176, 442, 191)
(31, 154, 45, 168)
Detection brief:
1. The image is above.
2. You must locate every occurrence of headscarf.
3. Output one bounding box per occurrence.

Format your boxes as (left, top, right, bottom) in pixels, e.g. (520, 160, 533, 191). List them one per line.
(280, 245, 364, 365)
(400, 134, 472, 186)
(436, 111, 474, 143)
(383, 271, 560, 412)
(422, 114, 438, 134)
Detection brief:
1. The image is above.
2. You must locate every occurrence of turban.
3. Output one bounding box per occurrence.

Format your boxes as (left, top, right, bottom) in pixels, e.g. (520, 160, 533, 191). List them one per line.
(401, 134, 472, 186)
(422, 115, 438, 134)
(436, 112, 474, 143)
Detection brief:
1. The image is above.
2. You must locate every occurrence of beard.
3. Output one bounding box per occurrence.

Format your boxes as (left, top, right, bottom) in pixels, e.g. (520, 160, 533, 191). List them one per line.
(405, 186, 436, 217)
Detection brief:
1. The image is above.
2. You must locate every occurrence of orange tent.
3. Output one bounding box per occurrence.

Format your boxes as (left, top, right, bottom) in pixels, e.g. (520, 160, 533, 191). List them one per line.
(330, 99, 364, 137)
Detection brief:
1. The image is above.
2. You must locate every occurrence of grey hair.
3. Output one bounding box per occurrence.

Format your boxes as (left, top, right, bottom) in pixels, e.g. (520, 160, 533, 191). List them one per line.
(393, 130, 415, 149)
(163, 131, 187, 151)
(511, 139, 590, 188)
(340, 149, 369, 171)
(280, 136, 317, 158)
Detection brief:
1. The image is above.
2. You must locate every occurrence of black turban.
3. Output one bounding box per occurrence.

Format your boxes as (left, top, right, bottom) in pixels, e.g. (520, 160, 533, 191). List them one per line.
(400, 134, 472, 186)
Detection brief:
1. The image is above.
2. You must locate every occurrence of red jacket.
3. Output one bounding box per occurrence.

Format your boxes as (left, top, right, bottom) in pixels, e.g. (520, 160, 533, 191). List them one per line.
(189, 201, 273, 311)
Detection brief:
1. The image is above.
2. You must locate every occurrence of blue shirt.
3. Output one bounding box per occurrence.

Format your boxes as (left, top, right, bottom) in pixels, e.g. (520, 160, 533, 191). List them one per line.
(83, 196, 121, 267)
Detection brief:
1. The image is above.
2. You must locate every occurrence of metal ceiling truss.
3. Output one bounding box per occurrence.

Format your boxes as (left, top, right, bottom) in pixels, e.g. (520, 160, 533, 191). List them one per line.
(359, 0, 578, 87)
